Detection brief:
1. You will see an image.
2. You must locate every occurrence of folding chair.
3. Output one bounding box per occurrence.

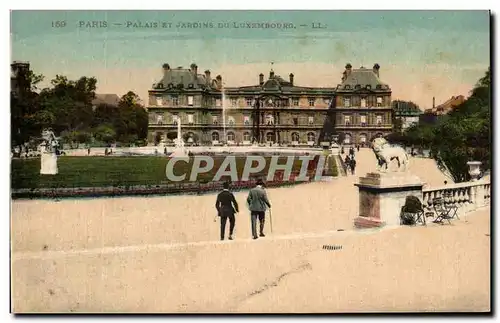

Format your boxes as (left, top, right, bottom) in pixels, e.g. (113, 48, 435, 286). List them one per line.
(443, 192, 460, 220)
(432, 197, 452, 224)
(400, 195, 426, 226)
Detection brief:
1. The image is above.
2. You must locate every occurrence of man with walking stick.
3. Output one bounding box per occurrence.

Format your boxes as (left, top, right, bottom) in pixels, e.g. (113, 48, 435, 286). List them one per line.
(246, 179, 272, 240)
(215, 181, 239, 240)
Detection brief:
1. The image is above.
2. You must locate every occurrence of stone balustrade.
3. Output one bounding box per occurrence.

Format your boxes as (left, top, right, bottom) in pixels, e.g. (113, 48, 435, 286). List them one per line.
(422, 179, 491, 217)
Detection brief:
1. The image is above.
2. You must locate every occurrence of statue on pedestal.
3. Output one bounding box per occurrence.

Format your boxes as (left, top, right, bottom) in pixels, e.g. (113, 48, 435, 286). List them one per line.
(40, 128, 59, 175)
(372, 137, 409, 172)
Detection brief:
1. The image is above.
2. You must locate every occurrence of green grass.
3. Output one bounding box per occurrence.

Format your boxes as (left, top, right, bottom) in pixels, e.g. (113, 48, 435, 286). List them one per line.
(11, 156, 336, 189)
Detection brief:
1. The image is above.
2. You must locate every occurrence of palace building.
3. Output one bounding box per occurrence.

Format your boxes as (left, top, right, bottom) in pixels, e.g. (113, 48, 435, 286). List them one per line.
(333, 63, 393, 146)
(146, 62, 393, 146)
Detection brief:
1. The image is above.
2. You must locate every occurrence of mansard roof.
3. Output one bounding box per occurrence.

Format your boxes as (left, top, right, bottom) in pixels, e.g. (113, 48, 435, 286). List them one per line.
(337, 67, 390, 92)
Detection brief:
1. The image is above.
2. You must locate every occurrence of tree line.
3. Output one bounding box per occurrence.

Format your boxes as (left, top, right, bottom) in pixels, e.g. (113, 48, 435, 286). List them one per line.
(387, 68, 490, 182)
(11, 69, 149, 150)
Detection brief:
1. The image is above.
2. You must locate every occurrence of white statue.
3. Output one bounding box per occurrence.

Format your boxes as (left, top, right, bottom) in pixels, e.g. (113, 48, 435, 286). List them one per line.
(372, 137, 409, 172)
(40, 128, 59, 175)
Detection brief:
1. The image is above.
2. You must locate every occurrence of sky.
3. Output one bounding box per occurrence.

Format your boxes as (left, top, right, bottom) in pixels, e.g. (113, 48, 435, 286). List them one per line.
(11, 10, 490, 108)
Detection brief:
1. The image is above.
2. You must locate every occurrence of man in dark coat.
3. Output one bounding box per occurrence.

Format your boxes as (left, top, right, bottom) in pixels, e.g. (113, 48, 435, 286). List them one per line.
(246, 179, 272, 239)
(350, 158, 357, 175)
(215, 181, 239, 240)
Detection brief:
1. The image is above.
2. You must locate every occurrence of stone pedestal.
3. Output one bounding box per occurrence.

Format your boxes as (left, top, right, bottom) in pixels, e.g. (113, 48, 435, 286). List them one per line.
(354, 172, 423, 228)
(40, 152, 58, 175)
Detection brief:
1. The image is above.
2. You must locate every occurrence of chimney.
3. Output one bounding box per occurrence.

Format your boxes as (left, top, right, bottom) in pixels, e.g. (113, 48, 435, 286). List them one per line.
(162, 63, 170, 75)
(289, 73, 294, 86)
(259, 73, 264, 85)
(373, 63, 380, 77)
(190, 63, 198, 77)
(432, 97, 435, 109)
(216, 75, 222, 89)
(269, 69, 275, 78)
(345, 63, 352, 77)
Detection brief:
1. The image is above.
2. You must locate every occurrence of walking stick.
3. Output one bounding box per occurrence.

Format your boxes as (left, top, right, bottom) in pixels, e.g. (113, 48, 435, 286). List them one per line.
(269, 208, 273, 233)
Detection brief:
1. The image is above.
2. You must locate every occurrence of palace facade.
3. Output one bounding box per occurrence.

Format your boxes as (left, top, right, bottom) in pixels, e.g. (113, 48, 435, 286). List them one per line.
(147, 62, 392, 146)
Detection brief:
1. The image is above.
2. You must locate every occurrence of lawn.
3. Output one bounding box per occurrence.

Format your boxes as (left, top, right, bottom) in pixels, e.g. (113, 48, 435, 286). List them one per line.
(10, 156, 337, 189)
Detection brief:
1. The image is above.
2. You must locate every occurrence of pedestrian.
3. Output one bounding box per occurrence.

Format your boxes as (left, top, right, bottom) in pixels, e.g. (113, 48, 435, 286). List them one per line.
(215, 181, 239, 240)
(341, 147, 345, 155)
(357, 145, 360, 152)
(350, 158, 357, 175)
(345, 155, 351, 174)
(247, 179, 272, 240)
(87, 147, 91, 155)
(164, 147, 167, 155)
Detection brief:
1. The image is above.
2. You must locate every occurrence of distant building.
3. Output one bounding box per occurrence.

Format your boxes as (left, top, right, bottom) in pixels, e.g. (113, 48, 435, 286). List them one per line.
(425, 95, 466, 115)
(333, 63, 393, 145)
(92, 94, 121, 109)
(392, 100, 422, 131)
(11, 61, 31, 98)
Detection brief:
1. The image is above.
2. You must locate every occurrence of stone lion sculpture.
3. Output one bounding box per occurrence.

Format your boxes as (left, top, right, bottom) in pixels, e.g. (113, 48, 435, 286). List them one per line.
(372, 137, 409, 172)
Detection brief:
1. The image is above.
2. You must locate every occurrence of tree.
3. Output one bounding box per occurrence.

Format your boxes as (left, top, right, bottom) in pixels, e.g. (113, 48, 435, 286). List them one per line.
(399, 68, 491, 182)
(94, 124, 116, 145)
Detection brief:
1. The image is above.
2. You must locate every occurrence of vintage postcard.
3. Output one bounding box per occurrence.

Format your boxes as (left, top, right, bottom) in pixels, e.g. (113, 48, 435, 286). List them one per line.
(10, 10, 491, 313)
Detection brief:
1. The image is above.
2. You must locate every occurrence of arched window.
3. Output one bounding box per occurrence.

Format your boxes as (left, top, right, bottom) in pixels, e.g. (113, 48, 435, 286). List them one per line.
(228, 116, 235, 125)
(359, 133, 367, 143)
(243, 132, 251, 142)
(266, 132, 275, 142)
(227, 131, 235, 142)
(344, 133, 352, 144)
(212, 132, 219, 141)
(307, 132, 315, 142)
(291, 132, 300, 142)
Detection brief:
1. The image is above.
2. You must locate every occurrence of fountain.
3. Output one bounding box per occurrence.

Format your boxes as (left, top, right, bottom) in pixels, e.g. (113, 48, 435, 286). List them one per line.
(169, 116, 188, 157)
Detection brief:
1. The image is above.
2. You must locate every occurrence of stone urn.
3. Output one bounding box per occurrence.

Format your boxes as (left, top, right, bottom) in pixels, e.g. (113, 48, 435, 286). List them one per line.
(467, 161, 482, 181)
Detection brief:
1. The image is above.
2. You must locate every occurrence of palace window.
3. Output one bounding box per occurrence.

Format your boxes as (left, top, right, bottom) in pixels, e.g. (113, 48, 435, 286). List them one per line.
(291, 132, 300, 142)
(308, 116, 314, 125)
(344, 98, 351, 107)
(292, 117, 299, 126)
(187, 96, 194, 106)
(212, 115, 218, 125)
(187, 114, 194, 124)
(243, 132, 251, 142)
(246, 98, 253, 107)
(231, 98, 238, 107)
(266, 132, 275, 143)
(172, 96, 179, 106)
(355, 84, 361, 90)
(243, 115, 250, 125)
(216, 99, 221, 107)
(344, 115, 351, 125)
(360, 98, 366, 108)
(292, 98, 299, 106)
(377, 97, 383, 107)
(307, 132, 315, 142)
(172, 114, 179, 125)
(360, 115, 367, 126)
(366, 85, 371, 90)
(227, 131, 235, 142)
(155, 96, 162, 106)
(156, 114, 164, 125)
(376, 115, 383, 125)
(228, 116, 235, 125)
(212, 132, 219, 141)
(308, 98, 315, 107)
(266, 114, 275, 125)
